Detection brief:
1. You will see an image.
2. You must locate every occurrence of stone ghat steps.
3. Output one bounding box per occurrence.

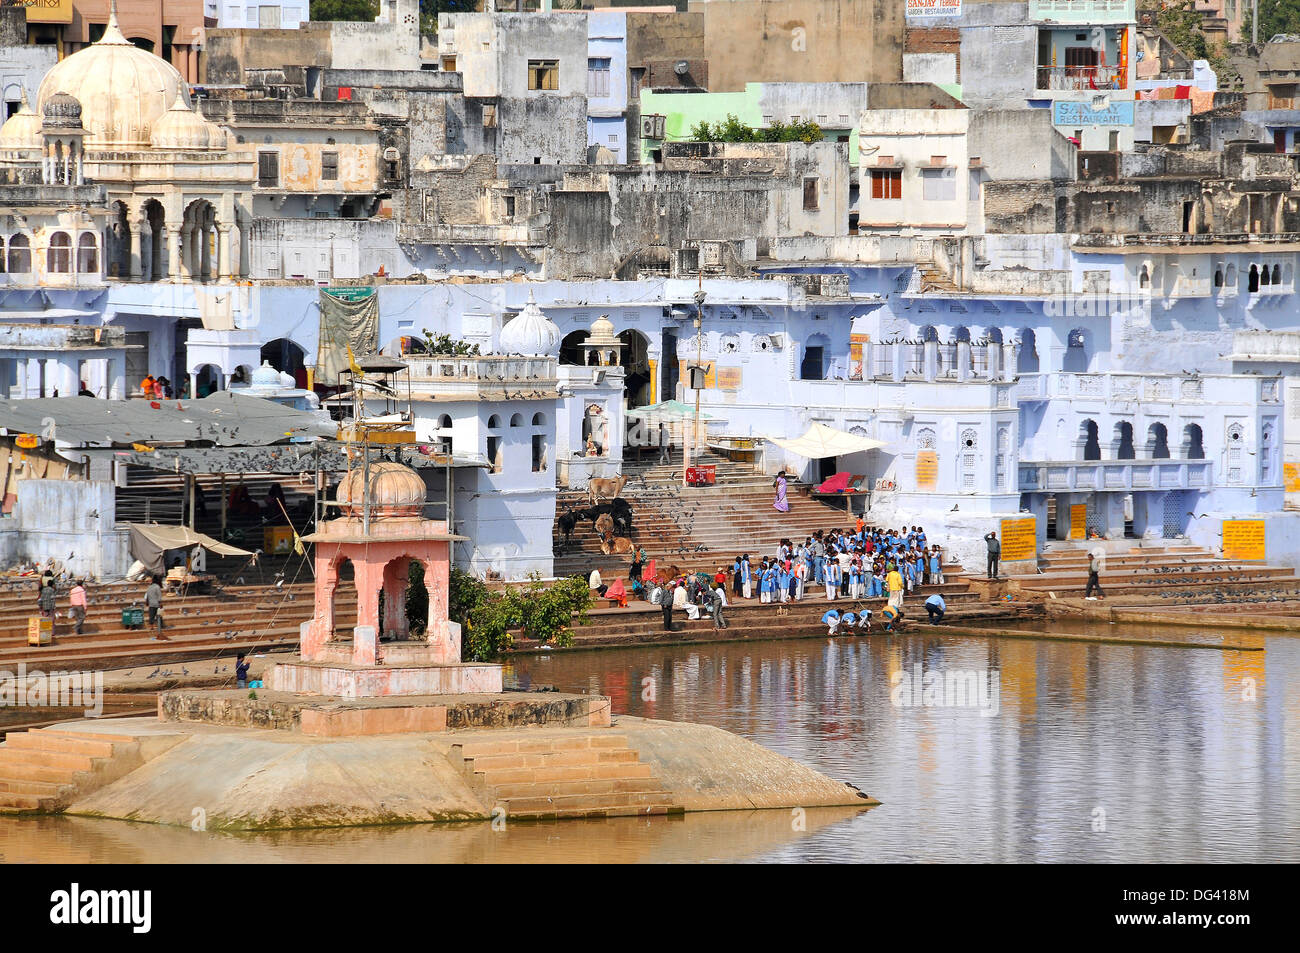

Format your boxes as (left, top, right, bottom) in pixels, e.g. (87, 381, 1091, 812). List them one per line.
(552, 486, 867, 577)
(450, 734, 682, 821)
(620, 449, 776, 487)
(0, 728, 142, 814)
(0, 593, 343, 655)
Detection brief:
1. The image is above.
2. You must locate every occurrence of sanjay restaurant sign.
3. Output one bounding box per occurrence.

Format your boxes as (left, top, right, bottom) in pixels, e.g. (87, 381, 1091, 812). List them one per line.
(906, 0, 961, 18)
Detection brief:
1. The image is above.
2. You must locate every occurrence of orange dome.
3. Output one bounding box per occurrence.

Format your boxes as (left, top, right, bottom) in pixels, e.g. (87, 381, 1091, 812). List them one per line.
(336, 462, 427, 519)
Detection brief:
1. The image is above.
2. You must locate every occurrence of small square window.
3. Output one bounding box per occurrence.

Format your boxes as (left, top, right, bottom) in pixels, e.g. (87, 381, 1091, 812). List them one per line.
(321, 151, 338, 181)
(257, 151, 278, 187)
(528, 59, 559, 91)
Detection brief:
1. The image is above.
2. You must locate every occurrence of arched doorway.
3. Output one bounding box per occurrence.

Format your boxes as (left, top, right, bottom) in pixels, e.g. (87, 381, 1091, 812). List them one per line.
(261, 338, 307, 387)
(801, 332, 831, 381)
(559, 330, 586, 366)
(1147, 423, 1170, 459)
(1079, 419, 1101, 460)
(1113, 421, 1135, 460)
(1063, 328, 1088, 373)
(328, 557, 356, 642)
(1017, 328, 1039, 373)
(144, 200, 165, 281)
(617, 329, 651, 407)
(193, 363, 223, 397)
(109, 201, 130, 279)
(183, 198, 217, 280)
(1182, 423, 1204, 459)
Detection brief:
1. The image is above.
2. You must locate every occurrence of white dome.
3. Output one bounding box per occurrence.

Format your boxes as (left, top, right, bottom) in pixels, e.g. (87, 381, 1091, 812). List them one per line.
(497, 291, 561, 356)
(36, 9, 187, 149)
(151, 92, 224, 151)
(0, 90, 41, 154)
(250, 361, 283, 389)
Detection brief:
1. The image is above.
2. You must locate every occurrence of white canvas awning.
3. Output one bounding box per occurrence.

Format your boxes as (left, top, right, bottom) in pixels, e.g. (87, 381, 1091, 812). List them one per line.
(766, 422, 888, 458)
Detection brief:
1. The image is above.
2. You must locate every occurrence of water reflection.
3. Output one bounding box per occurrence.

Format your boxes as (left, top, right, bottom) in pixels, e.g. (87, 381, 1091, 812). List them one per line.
(512, 630, 1300, 862)
(2, 628, 1296, 862)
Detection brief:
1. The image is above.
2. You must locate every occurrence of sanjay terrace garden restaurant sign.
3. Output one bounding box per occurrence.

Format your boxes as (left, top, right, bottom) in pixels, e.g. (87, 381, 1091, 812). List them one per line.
(907, 0, 961, 18)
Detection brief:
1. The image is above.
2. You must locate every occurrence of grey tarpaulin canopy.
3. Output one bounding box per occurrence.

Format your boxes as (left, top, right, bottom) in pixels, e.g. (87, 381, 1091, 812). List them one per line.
(127, 524, 253, 574)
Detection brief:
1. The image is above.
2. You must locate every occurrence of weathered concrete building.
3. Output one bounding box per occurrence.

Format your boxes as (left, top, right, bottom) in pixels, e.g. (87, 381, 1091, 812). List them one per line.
(685, 0, 903, 92)
(438, 8, 589, 165)
(547, 140, 850, 279)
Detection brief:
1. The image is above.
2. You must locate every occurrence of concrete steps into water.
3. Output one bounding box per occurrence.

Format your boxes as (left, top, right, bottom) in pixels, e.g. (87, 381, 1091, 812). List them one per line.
(0, 728, 146, 813)
(450, 733, 682, 820)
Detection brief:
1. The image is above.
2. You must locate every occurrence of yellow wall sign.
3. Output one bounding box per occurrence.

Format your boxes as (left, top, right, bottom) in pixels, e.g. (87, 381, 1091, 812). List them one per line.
(13, 434, 39, 450)
(914, 450, 938, 491)
(1285, 462, 1300, 492)
(1069, 504, 1087, 540)
(716, 366, 742, 392)
(5, 0, 74, 24)
(999, 516, 1037, 561)
(1222, 520, 1265, 561)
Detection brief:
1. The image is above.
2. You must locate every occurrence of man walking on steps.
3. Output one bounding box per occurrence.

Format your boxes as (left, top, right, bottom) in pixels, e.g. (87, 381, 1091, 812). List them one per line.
(985, 531, 1001, 580)
(1085, 549, 1105, 600)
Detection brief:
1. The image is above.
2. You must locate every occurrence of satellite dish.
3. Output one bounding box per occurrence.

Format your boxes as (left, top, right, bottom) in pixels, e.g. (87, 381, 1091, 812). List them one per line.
(674, 60, 690, 76)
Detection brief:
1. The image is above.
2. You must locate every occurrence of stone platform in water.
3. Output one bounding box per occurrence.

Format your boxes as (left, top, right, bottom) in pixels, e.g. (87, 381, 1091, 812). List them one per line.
(22, 713, 876, 829)
(158, 689, 611, 736)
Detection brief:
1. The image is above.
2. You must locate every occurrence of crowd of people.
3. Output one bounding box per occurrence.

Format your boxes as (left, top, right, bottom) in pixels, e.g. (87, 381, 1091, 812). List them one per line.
(587, 519, 956, 636)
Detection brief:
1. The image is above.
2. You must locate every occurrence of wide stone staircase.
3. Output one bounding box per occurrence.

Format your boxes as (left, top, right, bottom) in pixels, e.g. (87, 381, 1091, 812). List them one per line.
(0, 727, 145, 813)
(553, 449, 869, 579)
(0, 575, 345, 669)
(1004, 543, 1300, 601)
(447, 733, 682, 820)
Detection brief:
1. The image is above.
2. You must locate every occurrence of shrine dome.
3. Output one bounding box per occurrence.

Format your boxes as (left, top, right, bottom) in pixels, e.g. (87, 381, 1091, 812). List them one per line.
(36, 9, 187, 149)
(336, 461, 428, 519)
(497, 290, 561, 356)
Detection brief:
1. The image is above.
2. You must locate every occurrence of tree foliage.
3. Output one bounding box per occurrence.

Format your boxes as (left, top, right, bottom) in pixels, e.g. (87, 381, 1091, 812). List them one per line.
(1156, 0, 1233, 86)
(436, 568, 591, 662)
(689, 114, 824, 145)
(310, 0, 380, 22)
(419, 330, 481, 355)
(1242, 0, 1300, 43)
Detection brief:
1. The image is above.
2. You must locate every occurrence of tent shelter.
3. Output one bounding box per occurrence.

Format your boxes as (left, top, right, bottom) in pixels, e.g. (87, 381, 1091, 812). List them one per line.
(766, 422, 887, 458)
(127, 524, 253, 574)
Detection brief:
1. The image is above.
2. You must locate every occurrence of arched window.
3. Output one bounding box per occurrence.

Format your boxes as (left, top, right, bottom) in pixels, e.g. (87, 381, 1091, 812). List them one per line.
(0, 237, 5, 274)
(1139, 264, 1150, 288)
(47, 231, 71, 273)
(1017, 328, 1039, 374)
(1182, 423, 1204, 459)
(800, 332, 830, 380)
(8, 234, 31, 273)
(1080, 419, 1101, 461)
(436, 414, 453, 454)
(1214, 267, 1223, 288)
(532, 412, 546, 427)
(984, 327, 1004, 345)
(437, 414, 453, 429)
(954, 326, 971, 343)
(487, 414, 501, 429)
(1147, 422, 1170, 459)
(1261, 264, 1271, 286)
(77, 233, 97, 274)
(1249, 264, 1260, 292)
(1063, 328, 1088, 373)
(1226, 263, 1237, 287)
(1272, 264, 1282, 285)
(509, 413, 523, 427)
(1113, 421, 1135, 460)
(920, 325, 939, 343)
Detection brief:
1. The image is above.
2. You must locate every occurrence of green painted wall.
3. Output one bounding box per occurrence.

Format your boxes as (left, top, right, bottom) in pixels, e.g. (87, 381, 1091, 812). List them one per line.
(638, 85, 861, 164)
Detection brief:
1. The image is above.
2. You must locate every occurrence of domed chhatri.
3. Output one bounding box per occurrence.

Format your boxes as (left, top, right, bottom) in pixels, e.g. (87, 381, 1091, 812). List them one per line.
(41, 91, 83, 130)
(497, 290, 561, 356)
(582, 312, 623, 367)
(151, 91, 225, 151)
(36, 6, 187, 149)
(336, 461, 428, 519)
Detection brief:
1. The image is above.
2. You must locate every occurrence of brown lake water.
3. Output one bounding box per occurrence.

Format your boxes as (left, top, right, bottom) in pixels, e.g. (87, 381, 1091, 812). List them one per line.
(2, 626, 1297, 863)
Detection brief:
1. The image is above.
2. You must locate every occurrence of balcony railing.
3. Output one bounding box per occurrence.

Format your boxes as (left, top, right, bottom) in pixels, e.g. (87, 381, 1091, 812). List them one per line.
(404, 355, 558, 399)
(1037, 65, 1124, 91)
(1019, 459, 1214, 492)
(1030, 0, 1135, 21)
